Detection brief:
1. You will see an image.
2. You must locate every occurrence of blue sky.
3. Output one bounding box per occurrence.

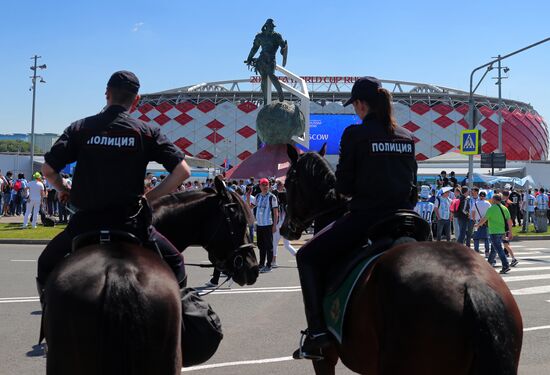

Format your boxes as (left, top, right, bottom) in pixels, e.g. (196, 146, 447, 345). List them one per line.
(1, 0, 549, 134)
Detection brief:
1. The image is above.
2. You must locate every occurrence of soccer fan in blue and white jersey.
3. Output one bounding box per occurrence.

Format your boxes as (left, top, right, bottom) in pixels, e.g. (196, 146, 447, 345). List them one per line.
(415, 186, 435, 240)
(434, 186, 453, 241)
(254, 178, 279, 273)
(521, 190, 536, 232)
(534, 188, 549, 232)
(471, 190, 491, 256)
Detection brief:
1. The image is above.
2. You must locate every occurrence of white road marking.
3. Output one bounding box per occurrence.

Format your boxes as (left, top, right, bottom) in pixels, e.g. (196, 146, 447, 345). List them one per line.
(511, 251, 541, 255)
(524, 325, 550, 332)
(181, 325, 550, 372)
(181, 356, 294, 372)
(10, 260, 37, 262)
(0, 286, 304, 304)
(503, 266, 550, 273)
(502, 274, 550, 283)
(524, 248, 549, 251)
(0, 298, 39, 304)
(511, 285, 550, 295)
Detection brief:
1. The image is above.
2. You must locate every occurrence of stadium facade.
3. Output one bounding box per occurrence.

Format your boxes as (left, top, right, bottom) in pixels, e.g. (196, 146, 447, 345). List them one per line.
(131, 76, 548, 167)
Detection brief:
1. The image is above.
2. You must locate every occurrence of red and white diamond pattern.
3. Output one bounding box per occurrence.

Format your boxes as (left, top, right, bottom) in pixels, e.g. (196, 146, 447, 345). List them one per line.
(132, 99, 547, 165)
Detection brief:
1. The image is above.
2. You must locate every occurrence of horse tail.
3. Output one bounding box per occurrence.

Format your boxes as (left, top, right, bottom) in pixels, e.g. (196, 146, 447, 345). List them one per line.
(100, 264, 150, 375)
(463, 281, 520, 375)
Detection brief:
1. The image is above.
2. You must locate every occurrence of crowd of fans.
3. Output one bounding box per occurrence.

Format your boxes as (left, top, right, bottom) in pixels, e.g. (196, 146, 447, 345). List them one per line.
(414, 170, 550, 274)
(0, 169, 72, 225)
(4, 166, 549, 276)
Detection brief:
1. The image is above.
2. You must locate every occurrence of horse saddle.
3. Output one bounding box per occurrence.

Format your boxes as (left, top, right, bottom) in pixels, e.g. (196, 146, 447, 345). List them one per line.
(72, 230, 142, 252)
(326, 210, 430, 294)
(322, 210, 431, 343)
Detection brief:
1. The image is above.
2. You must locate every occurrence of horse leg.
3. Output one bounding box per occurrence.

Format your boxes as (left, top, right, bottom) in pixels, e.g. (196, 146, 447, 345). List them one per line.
(311, 346, 338, 375)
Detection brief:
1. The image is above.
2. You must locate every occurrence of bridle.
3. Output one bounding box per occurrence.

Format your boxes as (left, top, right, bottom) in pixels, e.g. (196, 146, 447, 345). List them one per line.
(285, 164, 348, 234)
(203, 199, 254, 276)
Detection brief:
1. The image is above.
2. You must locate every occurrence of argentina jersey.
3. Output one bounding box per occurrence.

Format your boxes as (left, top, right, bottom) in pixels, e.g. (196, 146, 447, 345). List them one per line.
(415, 201, 435, 223)
(255, 193, 278, 226)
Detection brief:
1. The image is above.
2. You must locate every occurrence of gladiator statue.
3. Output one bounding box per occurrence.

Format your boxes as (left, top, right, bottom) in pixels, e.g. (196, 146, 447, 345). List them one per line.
(244, 19, 288, 103)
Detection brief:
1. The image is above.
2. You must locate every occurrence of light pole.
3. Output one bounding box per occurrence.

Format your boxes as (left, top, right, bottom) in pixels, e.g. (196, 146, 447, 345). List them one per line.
(29, 55, 47, 174)
(492, 55, 510, 153)
(467, 37, 550, 189)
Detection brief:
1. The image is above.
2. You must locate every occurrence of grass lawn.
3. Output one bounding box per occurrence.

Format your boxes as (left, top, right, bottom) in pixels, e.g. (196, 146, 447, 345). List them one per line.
(0, 223, 66, 240)
(0, 221, 546, 241)
(511, 223, 548, 237)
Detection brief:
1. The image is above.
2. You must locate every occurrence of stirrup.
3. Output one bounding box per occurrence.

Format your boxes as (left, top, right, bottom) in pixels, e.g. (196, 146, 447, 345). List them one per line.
(293, 330, 328, 361)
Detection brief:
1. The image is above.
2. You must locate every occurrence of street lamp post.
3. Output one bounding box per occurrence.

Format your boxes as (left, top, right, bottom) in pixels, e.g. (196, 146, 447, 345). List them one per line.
(29, 55, 47, 174)
(493, 55, 509, 153)
(467, 37, 550, 189)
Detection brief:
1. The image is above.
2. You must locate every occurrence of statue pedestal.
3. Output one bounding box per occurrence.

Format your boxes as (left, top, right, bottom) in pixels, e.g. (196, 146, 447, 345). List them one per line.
(225, 144, 300, 181)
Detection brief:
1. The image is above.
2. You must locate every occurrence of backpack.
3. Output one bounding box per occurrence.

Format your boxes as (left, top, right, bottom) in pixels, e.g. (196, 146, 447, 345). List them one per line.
(180, 288, 223, 367)
(13, 180, 22, 192)
(450, 199, 460, 213)
(1, 178, 11, 194)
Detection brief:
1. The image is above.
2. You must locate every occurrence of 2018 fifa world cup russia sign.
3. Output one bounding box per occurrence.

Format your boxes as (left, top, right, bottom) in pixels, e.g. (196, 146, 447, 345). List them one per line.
(250, 76, 362, 84)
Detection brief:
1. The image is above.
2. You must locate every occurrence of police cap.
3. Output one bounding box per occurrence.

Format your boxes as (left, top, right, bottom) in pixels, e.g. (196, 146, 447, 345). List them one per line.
(344, 76, 382, 107)
(107, 70, 140, 94)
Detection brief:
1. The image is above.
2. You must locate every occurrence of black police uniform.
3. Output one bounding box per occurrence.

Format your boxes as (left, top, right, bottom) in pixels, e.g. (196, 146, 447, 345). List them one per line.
(295, 113, 417, 347)
(37, 105, 186, 287)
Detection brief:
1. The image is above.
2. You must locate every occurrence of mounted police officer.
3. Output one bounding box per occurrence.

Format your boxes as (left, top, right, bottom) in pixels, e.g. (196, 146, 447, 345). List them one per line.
(37, 71, 191, 301)
(293, 77, 418, 359)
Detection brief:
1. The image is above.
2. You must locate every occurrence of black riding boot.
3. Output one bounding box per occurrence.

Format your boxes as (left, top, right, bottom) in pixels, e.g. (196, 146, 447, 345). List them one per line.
(293, 264, 333, 360)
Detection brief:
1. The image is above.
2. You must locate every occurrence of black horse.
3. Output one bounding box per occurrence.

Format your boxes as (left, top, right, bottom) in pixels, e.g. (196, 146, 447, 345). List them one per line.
(44, 177, 259, 375)
(280, 145, 522, 375)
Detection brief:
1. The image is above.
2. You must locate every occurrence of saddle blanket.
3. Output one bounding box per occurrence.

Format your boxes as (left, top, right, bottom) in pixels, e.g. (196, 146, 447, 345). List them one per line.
(322, 253, 383, 343)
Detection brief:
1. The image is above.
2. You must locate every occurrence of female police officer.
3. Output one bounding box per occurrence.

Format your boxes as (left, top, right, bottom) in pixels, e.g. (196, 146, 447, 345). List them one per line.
(293, 77, 417, 359)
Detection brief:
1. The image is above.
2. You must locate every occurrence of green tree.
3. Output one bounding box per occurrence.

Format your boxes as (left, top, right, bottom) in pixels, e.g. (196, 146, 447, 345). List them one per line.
(0, 140, 40, 153)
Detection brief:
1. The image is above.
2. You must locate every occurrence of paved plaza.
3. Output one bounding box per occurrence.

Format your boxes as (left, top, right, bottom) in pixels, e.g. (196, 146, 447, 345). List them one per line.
(1, 240, 550, 374)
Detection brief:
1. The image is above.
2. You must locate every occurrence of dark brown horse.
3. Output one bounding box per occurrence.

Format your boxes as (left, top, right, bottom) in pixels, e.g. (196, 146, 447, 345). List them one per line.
(44, 177, 258, 375)
(280, 145, 523, 375)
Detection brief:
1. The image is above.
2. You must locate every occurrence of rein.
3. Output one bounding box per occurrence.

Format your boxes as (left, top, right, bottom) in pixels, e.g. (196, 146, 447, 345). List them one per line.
(288, 199, 348, 233)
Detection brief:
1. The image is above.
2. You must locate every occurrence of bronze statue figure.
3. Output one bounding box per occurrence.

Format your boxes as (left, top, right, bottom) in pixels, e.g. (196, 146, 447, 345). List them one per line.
(245, 19, 288, 103)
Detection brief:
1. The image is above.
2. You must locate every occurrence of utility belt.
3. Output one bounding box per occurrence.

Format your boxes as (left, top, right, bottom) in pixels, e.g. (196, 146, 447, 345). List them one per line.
(68, 197, 153, 241)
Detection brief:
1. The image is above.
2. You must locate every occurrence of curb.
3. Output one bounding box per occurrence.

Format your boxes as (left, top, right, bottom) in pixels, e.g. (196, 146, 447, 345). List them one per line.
(0, 239, 50, 245)
(0, 237, 546, 246)
(513, 235, 550, 241)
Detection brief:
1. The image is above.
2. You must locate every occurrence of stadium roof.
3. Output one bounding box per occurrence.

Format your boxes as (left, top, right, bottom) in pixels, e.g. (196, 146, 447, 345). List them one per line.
(141, 76, 538, 112)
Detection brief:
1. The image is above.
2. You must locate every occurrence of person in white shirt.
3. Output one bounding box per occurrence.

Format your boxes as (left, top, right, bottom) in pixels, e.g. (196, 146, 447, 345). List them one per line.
(414, 186, 435, 240)
(471, 190, 492, 256)
(534, 188, 549, 232)
(23, 172, 46, 229)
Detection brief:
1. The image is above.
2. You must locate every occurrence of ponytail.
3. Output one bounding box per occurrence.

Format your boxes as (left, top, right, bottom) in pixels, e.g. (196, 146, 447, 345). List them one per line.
(366, 88, 397, 134)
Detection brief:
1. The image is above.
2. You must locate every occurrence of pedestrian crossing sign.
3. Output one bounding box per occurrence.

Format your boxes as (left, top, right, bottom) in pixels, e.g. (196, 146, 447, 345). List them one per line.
(460, 129, 481, 155)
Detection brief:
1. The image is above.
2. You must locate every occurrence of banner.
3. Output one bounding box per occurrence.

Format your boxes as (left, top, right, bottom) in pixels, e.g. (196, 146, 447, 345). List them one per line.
(309, 114, 360, 155)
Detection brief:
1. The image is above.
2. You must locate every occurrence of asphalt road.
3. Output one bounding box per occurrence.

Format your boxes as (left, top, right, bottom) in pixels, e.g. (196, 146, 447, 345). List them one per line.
(1, 241, 549, 375)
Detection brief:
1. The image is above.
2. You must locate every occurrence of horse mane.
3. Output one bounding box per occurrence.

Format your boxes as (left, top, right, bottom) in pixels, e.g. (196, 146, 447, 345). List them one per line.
(227, 190, 255, 226)
(297, 152, 340, 202)
(152, 189, 255, 226)
(152, 190, 213, 225)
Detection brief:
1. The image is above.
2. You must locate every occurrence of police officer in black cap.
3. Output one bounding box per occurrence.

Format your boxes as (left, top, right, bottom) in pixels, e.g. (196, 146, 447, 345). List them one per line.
(293, 76, 417, 359)
(37, 70, 190, 299)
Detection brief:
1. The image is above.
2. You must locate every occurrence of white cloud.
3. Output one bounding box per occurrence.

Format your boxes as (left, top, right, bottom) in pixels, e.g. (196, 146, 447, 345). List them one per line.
(132, 22, 144, 32)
